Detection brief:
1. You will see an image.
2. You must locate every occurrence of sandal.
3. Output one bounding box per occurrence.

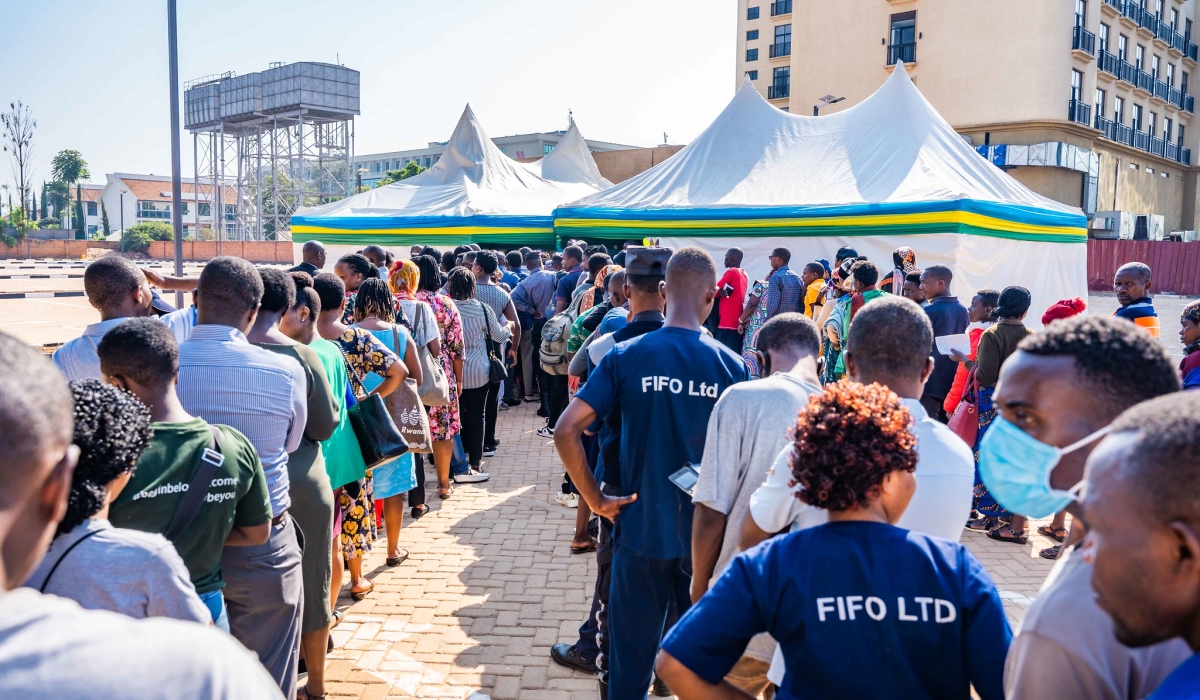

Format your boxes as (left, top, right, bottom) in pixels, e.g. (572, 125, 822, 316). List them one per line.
(966, 517, 1001, 532)
(297, 685, 326, 700)
(1039, 544, 1062, 560)
(350, 580, 374, 601)
(570, 538, 598, 555)
(386, 549, 409, 567)
(438, 484, 455, 499)
(331, 609, 344, 628)
(987, 524, 1029, 545)
(1037, 525, 1068, 542)
(410, 504, 429, 519)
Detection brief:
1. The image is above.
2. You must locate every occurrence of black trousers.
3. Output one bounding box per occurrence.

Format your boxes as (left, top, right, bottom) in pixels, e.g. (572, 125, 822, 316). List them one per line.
(548, 374, 570, 429)
(532, 317, 552, 409)
(920, 394, 950, 424)
(459, 383, 496, 467)
(714, 328, 744, 356)
(484, 379, 501, 449)
(408, 453, 427, 507)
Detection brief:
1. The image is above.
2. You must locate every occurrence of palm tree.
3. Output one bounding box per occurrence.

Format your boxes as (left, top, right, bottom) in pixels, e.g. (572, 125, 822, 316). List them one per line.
(51, 149, 89, 230)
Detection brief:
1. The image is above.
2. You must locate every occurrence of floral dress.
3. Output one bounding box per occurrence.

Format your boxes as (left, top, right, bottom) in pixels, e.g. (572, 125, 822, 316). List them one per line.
(417, 289, 463, 441)
(340, 290, 358, 325)
(334, 326, 397, 560)
(740, 278, 771, 378)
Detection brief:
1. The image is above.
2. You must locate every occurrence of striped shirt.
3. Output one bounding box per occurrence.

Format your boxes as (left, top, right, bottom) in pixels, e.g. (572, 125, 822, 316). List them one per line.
(177, 325, 307, 516)
(452, 298, 512, 390)
(473, 280, 512, 320)
(1113, 298, 1161, 338)
(53, 317, 132, 381)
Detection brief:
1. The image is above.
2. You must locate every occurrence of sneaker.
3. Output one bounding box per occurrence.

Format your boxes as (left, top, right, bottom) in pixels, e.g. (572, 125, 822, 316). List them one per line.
(554, 492, 579, 508)
(453, 468, 491, 484)
(536, 426, 554, 438)
(482, 446, 497, 457)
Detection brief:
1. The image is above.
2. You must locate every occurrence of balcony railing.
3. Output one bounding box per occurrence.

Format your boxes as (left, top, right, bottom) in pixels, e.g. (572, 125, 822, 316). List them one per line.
(1068, 99, 1092, 125)
(769, 42, 791, 58)
(1073, 25, 1097, 55)
(1185, 93, 1195, 112)
(768, 84, 789, 99)
(1170, 86, 1183, 105)
(1153, 78, 1170, 100)
(770, 0, 791, 16)
(1106, 0, 1198, 58)
(887, 42, 916, 65)
(1102, 0, 1120, 9)
(1100, 50, 1196, 109)
(1094, 113, 1193, 165)
(1135, 67, 1153, 92)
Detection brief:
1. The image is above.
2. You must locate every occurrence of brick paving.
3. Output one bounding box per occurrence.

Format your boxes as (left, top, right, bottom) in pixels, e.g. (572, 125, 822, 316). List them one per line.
(316, 400, 1064, 699)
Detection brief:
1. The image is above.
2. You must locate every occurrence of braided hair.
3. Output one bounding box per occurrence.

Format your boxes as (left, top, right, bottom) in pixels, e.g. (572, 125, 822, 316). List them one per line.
(58, 380, 154, 537)
(992, 285, 1032, 321)
(353, 277, 396, 323)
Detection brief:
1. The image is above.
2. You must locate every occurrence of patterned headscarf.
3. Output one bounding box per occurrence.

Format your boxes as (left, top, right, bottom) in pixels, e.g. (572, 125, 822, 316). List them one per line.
(1184, 299, 1200, 324)
(389, 259, 420, 300)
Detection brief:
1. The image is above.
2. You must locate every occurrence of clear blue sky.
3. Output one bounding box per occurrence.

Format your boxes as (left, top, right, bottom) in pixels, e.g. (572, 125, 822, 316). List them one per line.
(1, 0, 734, 193)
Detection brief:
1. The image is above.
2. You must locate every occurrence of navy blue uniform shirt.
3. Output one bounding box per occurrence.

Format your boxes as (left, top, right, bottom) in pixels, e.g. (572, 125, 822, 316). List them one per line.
(923, 296, 970, 399)
(576, 327, 746, 559)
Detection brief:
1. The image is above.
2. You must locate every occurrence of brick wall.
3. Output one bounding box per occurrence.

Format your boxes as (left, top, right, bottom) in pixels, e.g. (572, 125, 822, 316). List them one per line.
(145, 241, 295, 263)
(1088, 239, 1200, 296)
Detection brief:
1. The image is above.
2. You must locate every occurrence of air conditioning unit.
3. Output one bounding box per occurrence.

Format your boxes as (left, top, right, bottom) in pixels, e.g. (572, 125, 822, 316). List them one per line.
(1182, 230, 1198, 242)
(1149, 215, 1166, 241)
(1091, 211, 1134, 239)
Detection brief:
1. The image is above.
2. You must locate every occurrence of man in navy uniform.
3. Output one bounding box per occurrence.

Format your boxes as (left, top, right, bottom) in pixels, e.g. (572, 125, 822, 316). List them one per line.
(555, 246, 748, 699)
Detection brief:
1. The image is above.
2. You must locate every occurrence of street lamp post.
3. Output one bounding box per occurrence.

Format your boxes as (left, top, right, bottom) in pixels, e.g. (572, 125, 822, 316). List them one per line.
(119, 192, 124, 253)
(167, 0, 185, 308)
(357, 167, 367, 193)
(813, 94, 846, 116)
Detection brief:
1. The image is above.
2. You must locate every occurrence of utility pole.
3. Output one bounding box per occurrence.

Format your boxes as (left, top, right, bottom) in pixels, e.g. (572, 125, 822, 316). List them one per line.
(167, 0, 185, 308)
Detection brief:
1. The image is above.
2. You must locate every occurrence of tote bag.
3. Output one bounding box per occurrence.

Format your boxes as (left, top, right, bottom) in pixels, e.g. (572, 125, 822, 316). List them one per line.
(385, 327, 434, 453)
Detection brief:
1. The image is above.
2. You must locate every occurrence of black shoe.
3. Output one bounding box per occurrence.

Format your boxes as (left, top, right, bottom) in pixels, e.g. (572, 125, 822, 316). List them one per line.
(598, 678, 608, 700)
(550, 643, 598, 674)
(502, 398, 521, 407)
(652, 675, 672, 697)
(536, 407, 549, 418)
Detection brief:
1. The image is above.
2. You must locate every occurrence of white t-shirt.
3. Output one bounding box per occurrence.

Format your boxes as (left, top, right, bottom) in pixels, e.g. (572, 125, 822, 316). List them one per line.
(0, 588, 284, 699)
(160, 306, 197, 345)
(747, 396, 975, 682)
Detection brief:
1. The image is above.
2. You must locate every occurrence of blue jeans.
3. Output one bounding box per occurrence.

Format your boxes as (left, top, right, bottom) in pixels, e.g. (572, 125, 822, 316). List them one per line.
(451, 434, 469, 476)
(199, 588, 230, 633)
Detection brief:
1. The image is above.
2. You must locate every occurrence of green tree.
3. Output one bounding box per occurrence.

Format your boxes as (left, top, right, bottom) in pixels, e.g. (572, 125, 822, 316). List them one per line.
(39, 181, 46, 219)
(100, 201, 111, 238)
(121, 221, 173, 252)
(46, 180, 68, 219)
(376, 161, 424, 187)
(51, 149, 89, 231)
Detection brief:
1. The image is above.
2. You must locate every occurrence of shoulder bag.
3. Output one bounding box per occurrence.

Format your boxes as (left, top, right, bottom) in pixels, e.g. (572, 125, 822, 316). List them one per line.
(400, 299, 450, 406)
(341, 345, 410, 468)
(947, 366, 980, 446)
(385, 326, 434, 454)
(480, 303, 509, 384)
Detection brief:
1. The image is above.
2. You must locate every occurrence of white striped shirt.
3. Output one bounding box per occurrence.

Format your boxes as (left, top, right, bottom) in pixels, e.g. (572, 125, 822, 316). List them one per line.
(177, 325, 307, 516)
(452, 298, 512, 389)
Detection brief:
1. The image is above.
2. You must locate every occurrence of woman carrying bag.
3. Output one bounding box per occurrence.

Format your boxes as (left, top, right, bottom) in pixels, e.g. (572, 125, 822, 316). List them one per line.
(414, 254, 465, 505)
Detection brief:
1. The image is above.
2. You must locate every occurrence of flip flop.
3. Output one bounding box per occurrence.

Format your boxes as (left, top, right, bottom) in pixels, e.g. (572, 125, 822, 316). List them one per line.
(570, 538, 598, 555)
(331, 609, 344, 629)
(1037, 525, 1068, 542)
(350, 580, 374, 601)
(987, 525, 1029, 545)
(1039, 545, 1062, 560)
(438, 484, 455, 499)
(386, 550, 409, 567)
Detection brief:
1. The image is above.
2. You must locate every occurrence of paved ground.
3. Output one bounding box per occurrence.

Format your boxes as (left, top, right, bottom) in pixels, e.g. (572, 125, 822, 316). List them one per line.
(2, 259, 1194, 697)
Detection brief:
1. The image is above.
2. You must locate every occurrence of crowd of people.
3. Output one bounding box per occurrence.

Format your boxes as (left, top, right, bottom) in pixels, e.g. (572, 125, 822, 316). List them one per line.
(0, 236, 1198, 700)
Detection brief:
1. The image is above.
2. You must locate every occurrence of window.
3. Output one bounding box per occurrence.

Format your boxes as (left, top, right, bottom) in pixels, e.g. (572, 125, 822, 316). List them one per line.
(1152, 55, 1160, 81)
(1164, 117, 1173, 141)
(225, 223, 236, 235)
(1131, 162, 1140, 170)
(543, 144, 554, 155)
(197, 202, 211, 217)
(1148, 111, 1157, 137)
(424, 157, 431, 168)
(499, 146, 506, 154)
(1136, 45, 1145, 71)
(1076, 0, 1086, 27)
(1118, 34, 1128, 61)
(1072, 69, 1083, 102)
(1168, 63, 1175, 87)
(136, 201, 170, 219)
(746, 70, 759, 80)
(770, 65, 790, 99)
(746, 48, 759, 61)
(746, 29, 759, 40)
(1148, 167, 1155, 174)
(181, 202, 189, 216)
(1115, 96, 1125, 123)
(747, 5, 759, 20)
(1133, 103, 1144, 131)
(1155, 0, 1163, 20)
(889, 11, 917, 64)
(1096, 88, 1107, 118)
(1187, 18, 1194, 42)
(224, 204, 236, 221)
(86, 201, 97, 216)
(1178, 124, 1186, 147)
(1162, 171, 1170, 178)
(87, 225, 98, 236)
(1183, 71, 1190, 94)
(1099, 23, 1110, 53)
(773, 23, 791, 56)
(1171, 7, 1178, 30)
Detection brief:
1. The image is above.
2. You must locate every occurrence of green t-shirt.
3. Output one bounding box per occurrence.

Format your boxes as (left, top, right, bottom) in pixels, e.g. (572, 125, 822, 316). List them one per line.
(310, 338, 368, 489)
(109, 417, 272, 594)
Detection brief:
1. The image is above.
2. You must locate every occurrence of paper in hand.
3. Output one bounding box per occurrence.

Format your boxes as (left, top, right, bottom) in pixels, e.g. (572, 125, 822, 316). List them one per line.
(934, 334, 971, 357)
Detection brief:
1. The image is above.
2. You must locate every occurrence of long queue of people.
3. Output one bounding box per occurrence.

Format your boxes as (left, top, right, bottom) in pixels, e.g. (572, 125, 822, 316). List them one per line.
(1, 237, 1199, 700)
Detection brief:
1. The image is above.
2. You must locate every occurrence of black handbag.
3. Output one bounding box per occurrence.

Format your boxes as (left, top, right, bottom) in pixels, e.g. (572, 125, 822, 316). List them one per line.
(480, 303, 509, 384)
(341, 346, 409, 468)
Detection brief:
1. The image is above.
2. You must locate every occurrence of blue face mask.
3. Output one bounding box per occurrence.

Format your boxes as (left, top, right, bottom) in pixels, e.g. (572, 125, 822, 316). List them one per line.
(978, 416, 1111, 518)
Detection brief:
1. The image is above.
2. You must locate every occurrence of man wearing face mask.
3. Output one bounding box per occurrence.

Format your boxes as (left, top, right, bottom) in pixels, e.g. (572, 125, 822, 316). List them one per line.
(988, 316, 1189, 700)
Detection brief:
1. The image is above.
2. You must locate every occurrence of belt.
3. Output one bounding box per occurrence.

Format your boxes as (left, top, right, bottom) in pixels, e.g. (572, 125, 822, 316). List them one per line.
(272, 511, 288, 526)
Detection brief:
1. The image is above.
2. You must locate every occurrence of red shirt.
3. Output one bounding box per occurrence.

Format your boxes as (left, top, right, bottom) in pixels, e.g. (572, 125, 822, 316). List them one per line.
(716, 268, 749, 330)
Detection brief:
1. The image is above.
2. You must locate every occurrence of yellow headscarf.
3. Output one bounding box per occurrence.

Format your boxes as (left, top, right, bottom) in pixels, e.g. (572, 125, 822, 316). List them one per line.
(389, 259, 420, 300)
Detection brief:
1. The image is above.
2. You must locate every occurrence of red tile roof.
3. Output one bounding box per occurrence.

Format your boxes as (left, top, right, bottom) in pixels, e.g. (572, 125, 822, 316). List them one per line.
(119, 178, 238, 203)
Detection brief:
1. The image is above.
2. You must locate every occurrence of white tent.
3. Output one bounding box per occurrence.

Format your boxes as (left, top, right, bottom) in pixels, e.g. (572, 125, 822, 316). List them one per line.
(291, 107, 608, 251)
(554, 66, 1088, 325)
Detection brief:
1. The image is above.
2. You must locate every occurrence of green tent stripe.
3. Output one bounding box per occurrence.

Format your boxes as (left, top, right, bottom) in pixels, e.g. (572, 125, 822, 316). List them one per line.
(553, 221, 1086, 244)
(291, 231, 559, 247)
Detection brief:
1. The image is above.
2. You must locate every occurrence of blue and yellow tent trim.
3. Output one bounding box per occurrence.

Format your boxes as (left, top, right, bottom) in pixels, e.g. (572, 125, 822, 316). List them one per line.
(290, 214, 556, 247)
(553, 200, 1087, 244)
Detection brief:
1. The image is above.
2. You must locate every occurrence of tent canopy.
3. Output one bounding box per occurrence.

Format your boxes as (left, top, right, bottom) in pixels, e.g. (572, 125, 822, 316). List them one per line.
(555, 66, 1086, 244)
(291, 108, 607, 247)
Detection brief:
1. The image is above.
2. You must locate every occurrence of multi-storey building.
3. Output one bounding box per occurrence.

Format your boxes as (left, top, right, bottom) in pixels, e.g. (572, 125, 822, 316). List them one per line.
(99, 173, 240, 239)
(736, 0, 1200, 236)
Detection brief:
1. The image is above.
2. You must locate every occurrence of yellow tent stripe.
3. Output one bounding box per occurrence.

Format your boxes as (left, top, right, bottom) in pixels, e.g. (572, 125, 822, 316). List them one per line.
(291, 225, 553, 237)
(554, 211, 1085, 237)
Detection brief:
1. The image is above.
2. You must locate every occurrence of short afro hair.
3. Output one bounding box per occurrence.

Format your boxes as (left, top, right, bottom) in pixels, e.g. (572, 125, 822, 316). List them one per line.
(97, 317, 179, 387)
(258, 267, 297, 314)
(312, 272, 346, 313)
(1116, 262, 1152, 283)
(904, 271, 923, 286)
(1019, 315, 1180, 417)
(665, 246, 717, 300)
(771, 247, 792, 264)
(562, 245, 584, 265)
(446, 267, 476, 301)
(850, 260, 879, 288)
(506, 251, 523, 270)
(197, 256, 263, 316)
(792, 381, 917, 511)
(588, 253, 613, 276)
(846, 296, 933, 380)
(58, 379, 153, 536)
(923, 264, 953, 284)
(474, 250, 499, 275)
(84, 256, 144, 311)
(803, 262, 825, 276)
(1109, 391, 1200, 522)
(0, 332, 74, 509)
(757, 312, 820, 360)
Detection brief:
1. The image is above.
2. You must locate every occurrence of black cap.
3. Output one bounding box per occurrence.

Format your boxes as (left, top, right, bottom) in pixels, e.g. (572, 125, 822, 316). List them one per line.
(836, 246, 859, 261)
(624, 246, 673, 276)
